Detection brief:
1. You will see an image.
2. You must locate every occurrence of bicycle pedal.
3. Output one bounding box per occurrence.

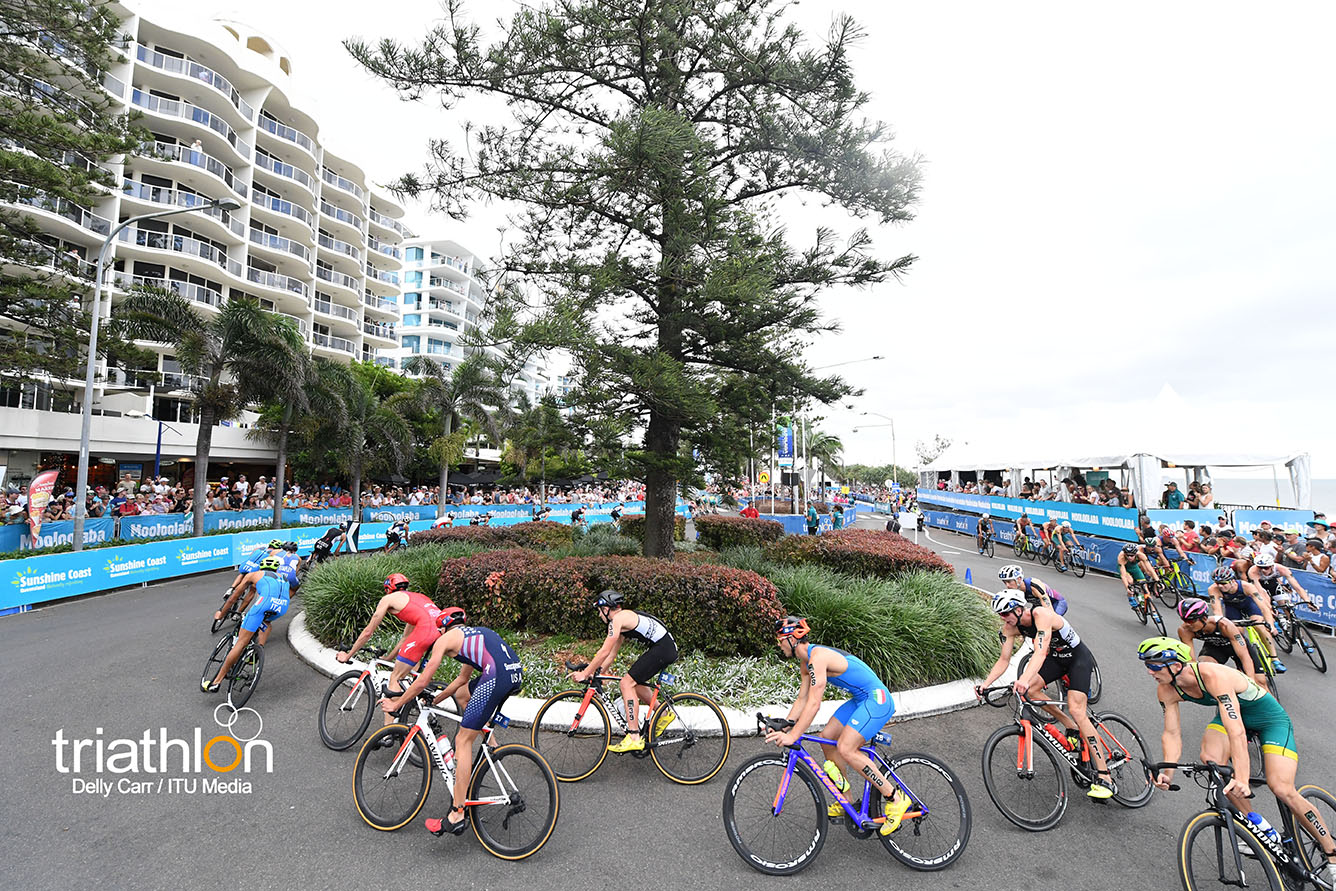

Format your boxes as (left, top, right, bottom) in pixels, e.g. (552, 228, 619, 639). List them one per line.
(629, 748, 652, 760)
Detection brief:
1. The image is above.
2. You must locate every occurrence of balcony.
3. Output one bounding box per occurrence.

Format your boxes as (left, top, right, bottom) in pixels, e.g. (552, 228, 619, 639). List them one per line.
(363, 321, 397, 342)
(311, 331, 354, 354)
(362, 293, 399, 314)
(366, 265, 398, 285)
(312, 297, 358, 322)
(367, 208, 406, 236)
(114, 273, 223, 309)
(12, 190, 111, 236)
(317, 232, 360, 262)
(134, 44, 255, 122)
(130, 89, 252, 162)
(117, 227, 242, 278)
(319, 200, 363, 232)
(142, 140, 246, 197)
(276, 313, 309, 337)
(251, 191, 314, 229)
(257, 112, 315, 155)
(102, 72, 126, 98)
(254, 149, 315, 193)
(367, 237, 401, 263)
(320, 167, 364, 201)
(248, 228, 310, 263)
(429, 254, 473, 275)
(121, 180, 244, 239)
(244, 266, 309, 300)
(315, 265, 359, 294)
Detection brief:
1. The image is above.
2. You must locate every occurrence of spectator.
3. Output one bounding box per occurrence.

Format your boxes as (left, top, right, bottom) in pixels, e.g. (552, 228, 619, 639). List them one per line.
(1161, 481, 1185, 509)
(805, 502, 819, 536)
(1180, 520, 1201, 552)
(233, 474, 249, 500)
(254, 476, 268, 500)
(1198, 483, 1215, 508)
(1303, 539, 1331, 577)
(1277, 530, 1307, 569)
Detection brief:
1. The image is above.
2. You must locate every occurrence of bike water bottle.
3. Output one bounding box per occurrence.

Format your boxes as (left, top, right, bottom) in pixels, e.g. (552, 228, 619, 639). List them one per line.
(1246, 812, 1279, 844)
(1044, 723, 1074, 750)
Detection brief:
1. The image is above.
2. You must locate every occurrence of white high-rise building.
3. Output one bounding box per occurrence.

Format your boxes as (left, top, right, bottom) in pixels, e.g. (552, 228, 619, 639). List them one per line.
(0, 2, 409, 487)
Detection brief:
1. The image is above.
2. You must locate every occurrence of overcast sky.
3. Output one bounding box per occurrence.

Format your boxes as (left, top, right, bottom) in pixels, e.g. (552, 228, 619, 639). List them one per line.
(175, 0, 1336, 474)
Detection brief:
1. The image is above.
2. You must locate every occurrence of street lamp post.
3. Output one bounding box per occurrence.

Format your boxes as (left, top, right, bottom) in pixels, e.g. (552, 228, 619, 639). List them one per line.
(860, 411, 897, 483)
(71, 199, 241, 551)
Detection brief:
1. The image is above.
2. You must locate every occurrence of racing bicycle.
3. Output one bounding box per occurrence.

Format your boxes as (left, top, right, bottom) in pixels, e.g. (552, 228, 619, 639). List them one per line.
(1147, 759, 1336, 890)
(200, 610, 277, 707)
(352, 693, 559, 860)
(529, 660, 729, 784)
(1272, 590, 1328, 673)
(1158, 556, 1197, 606)
(317, 644, 432, 750)
(1013, 534, 1043, 561)
(1017, 647, 1103, 705)
(722, 714, 971, 875)
(978, 686, 1153, 831)
(1239, 618, 1283, 703)
(1128, 580, 1168, 637)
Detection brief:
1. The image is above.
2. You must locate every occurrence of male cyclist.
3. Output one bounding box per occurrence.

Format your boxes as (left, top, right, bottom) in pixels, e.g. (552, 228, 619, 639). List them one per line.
(1013, 513, 1038, 551)
(998, 563, 1068, 615)
(1248, 553, 1317, 620)
(310, 522, 351, 565)
(379, 609, 522, 838)
(1174, 597, 1265, 689)
(277, 541, 302, 589)
(431, 512, 455, 530)
(976, 513, 994, 554)
(1137, 637, 1336, 885)
(977, 592, 1114, 800)
(1208, 568, 1285, 675)
(385, 517, 412, 552)
(203, 556, 293, 693)
(770, 616, 911, 836)
(1039, 516, 1061, 557)
(571, 590, 678, 753)
(1117, 542, 1161, 607)
(1052, 521, 1079, 571)
(219, 538, 282, 616)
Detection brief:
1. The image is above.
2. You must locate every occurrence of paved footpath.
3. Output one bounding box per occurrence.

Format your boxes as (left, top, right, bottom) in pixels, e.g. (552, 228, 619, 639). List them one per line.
(1, 523, 1332, 890)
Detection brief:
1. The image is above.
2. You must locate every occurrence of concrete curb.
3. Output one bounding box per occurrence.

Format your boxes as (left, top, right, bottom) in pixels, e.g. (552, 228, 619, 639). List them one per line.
(288, 610, 988, 737)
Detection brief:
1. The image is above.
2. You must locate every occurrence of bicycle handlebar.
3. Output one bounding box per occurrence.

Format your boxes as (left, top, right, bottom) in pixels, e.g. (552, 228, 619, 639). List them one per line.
(756, 712, 796, 734)
(565, 660, 589, 672)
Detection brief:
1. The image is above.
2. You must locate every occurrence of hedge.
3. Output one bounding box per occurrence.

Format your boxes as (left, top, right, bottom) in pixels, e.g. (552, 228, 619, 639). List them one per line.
(766, 528, 953, 578)
(746, 499, 839, 515)
(694, 514, 784, 550)
(617, 513, 685, 542)
(409, 520, 574, 550)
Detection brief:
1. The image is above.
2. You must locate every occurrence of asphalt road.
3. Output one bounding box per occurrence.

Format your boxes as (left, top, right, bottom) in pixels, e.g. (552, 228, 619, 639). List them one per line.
(2, 519, 1333, 891)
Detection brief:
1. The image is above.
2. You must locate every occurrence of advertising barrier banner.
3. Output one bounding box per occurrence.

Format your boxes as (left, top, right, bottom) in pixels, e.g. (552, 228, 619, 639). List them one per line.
(1145, 510, 1223, 531)
(362, 502, 672, 526)
(917, 488, 1141, 542)
(1232, 509, 1316, 536)
(0, 517, 117, 553)
(122, 508, 357, 540)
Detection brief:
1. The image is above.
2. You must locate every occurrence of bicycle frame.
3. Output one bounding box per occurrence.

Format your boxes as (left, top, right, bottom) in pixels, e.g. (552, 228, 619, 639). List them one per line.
(566, 672, 666, 738)
(333, 653, 422, 715)
(383, 702, 517, 810)
(990, 690, 1133, 781)
(771, 732, 927, 831)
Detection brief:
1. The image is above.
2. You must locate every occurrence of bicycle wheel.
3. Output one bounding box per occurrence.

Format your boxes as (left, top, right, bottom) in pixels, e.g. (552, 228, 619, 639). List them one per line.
(980, 723, 1068, 831)
(1176, 569, 1197, 599)
(1070, 550, 1087, 578)
(210, 606, 233, 635)
(1017, 652, 1064, 702)
(722, 754, 828, 876)
(876, 751, 971, 871)
(1039, 545, 1051, 566)
(1148, 602, 1167, 638)
(1091, 712, 1153, 808)
(1294, 785, 1336, 876)
(1178, 810, 1284, 891)
(228, 642, 264, 708)
(201, 635, 230, 689)
(469, 743, 559, 860)
(1062, 651, 1104, 706)
(352, 724, 432, 830)
(1294, 623, 1326, 673)
(648, 692, 730, 785)
(1273, 610, 1295, 655)
(1157, 580, 1181, 610)
(529, 690, 611, 781)
(1133, 595, 1149, 626)
(984, 539, 995, 558)
(319, 669, 377, 751)
(1013, 538, 1025, 557)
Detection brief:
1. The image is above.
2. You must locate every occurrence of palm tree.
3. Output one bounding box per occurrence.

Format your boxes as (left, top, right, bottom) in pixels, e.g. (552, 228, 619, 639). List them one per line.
(806, 431, 844, 500)
(398, 354, 502, 517)
(320, 362, 412, 512)
(114, 291, 299, 536)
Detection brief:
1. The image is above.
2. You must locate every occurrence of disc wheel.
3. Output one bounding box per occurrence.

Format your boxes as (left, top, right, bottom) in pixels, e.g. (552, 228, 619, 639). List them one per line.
(529, 690, 611, 782)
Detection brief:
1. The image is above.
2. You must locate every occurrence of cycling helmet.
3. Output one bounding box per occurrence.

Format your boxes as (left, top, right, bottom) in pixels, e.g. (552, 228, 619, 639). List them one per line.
(1210, 565, 1237, 584)
(268, 539, 283, 549)
(282, 541, 298, 552)
(1121, 543, 1140, 556)
(1136, 636, 1193, 666)
(1252, 554, 1275, 569)
(991, 592, 1026, 616)
(998, 564, 1023, 582)
(1061, 521, 1072, 529)
(258, 556, 282, 572)
(594, 589, 624, 610)
(1176, 598, 1211, 622)
(383, 572, 410, 594)
(980, 513, 990, 519)
(775, 615, 810, 640)
(339, 521, 350, 532)
(437, 606, 467, 631)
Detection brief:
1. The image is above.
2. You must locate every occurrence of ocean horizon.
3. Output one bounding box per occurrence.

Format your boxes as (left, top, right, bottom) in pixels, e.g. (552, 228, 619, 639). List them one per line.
(1188, 478, 1334, 513)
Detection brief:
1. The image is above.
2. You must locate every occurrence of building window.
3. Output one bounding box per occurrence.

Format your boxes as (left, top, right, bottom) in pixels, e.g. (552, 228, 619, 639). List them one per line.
(401, 335, 419, 353)
(402, 314, 420, 327)
(406, 246, 423, 262)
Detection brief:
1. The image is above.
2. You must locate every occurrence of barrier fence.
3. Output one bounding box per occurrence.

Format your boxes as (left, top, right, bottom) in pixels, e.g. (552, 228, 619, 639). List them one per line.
(917, 487, 1142, 542)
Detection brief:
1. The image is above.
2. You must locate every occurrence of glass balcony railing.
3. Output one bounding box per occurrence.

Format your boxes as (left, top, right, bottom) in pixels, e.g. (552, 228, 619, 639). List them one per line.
(319, 200, 363, 231)
(135, 44, 254, 121)
(367, 237, 401, 260)
(317, 232, 360, 261)
(313, 300, 358, 322)
(362, 293, 398, 312)
(257, 112, 314, 153)
(131, 89, 251, 160)
(118, 273, 223, 308)
(254, 149, 315, 192)
(144, 140, 246, 197)
(366, 265, 398, 284)
(244, 265, 309, 299)
(320, 167, 364, 200)
(13, 190, 111, 235)
(251, 191, 314, 228)
(276, 313, 309, 337)
(102, 71, 126, 98)
(311, 331, 354, 353)
(248, 227, 310, 262)
(117, 227, 242, 278)
(367, 208, 406, 236)
(120, 180, 244, 238)
(363, 322, 397, 341)
(315, 265, 359, 291)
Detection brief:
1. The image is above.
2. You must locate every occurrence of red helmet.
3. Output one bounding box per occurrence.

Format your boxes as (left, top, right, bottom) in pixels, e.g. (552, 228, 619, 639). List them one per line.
(383, 573, 410, 594)
(437, 606, 467, 631)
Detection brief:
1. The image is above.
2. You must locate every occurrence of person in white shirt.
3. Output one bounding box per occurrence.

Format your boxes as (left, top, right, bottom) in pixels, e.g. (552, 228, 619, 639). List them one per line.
(254, 477, 268, 499)
(408, 489, 423, 506)
(233, 474, 250, 499)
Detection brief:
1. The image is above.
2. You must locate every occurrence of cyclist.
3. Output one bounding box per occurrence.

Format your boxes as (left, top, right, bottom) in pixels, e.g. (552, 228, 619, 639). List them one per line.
(203, 556, 293, 693)
(1248, 553, 1318, 619)
(570, 505, 586, 527)
(310, 522, 351, 565)
(431, 512, 455, 530)
(1013, 513, 1038, 551)
(1137, 637, 1336, 885)
(976, 513, 994, 554)
(1052, 521, 1079, 571)
(1208, 568, 1286, 676)
(1141, 534, 1173, 575)
(571, 590, 678, 753)
(1117, 542, 1161, 607)
(770, 616, 912, 836)
(220, 538, 282, 614)
(379, 609, 522, 838)
(1039, 517, 1061, 557)
(1175, 597, 1265, 688)
(277, 541, 302, 589)
(977, 592, 1113, 800)
(385, 517, 412, 552)
(998, 563, 1068, 615)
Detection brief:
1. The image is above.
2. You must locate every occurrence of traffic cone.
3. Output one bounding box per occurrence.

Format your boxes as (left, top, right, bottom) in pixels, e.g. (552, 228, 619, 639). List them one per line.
(964, 568, 972, 586)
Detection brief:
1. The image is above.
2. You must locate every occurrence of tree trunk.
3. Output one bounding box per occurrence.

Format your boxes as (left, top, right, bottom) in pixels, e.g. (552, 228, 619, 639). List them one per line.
(350, 455, 362, 523)
(192, 404, 216, 537)
(437, 415, 453, 518)
(642, 409, 680, 558)
(271, 404, 291, 529)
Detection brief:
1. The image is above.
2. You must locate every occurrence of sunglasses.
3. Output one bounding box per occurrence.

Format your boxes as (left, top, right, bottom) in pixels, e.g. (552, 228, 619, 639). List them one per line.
(1142, 661, 1173, 672)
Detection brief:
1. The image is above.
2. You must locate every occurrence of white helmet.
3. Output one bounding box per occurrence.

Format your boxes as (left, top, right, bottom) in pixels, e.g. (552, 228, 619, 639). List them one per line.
(998, 564, 1023, 582)
(980, 513, 990, 519)
(991, 592, 1026, 615)
(1253, 554, 1275, 569)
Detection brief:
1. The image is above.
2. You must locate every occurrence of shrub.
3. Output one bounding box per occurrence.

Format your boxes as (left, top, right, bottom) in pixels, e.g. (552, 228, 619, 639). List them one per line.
(701, 545, 776, 575)
(410, 520, 574, 550)
(302, 542, 484, 645)
(695, 514, 784, 549)
(551, 523, 641, 557)
(767, 565, 999, 688)
(435, 548, 547, 630)
(618, 513, 685, 542)
(746, 499, 838, 515)
(766, 528, 953, 579)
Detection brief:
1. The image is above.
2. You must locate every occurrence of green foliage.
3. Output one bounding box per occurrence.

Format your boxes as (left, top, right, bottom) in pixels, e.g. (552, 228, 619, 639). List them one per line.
(694, 515, 784, 549)
(618, 513, 684, 542)
(550, 523, 641, 557)
(411, 520, 575, 551)
(766, 528, 954, 578)
(705, 545, 776, 576)
(767, 565, 999, 688)
(844, 463, 917, 489)
(300, 542, 485, 644)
